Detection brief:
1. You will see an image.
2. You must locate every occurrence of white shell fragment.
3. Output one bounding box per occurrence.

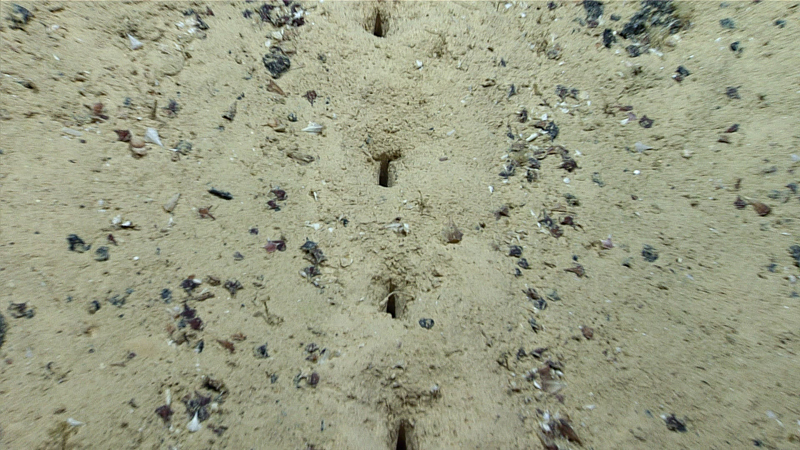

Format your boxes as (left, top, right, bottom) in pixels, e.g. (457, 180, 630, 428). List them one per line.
(127, 34, 143, 50)
(61, 127, 82, 137)
(187, 413, 201, 432)
(66, 418, 85, 427)
(301, 122, 324, 134)
(163, 193, 181, 213)
(634, 142, 653, 153)
(385, 222, 410, 235)
(144, 128, 163, 146)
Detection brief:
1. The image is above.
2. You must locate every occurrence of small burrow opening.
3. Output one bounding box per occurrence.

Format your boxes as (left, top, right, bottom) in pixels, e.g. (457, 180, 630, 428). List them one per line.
(386, 281, 398, 318)
(379, 157, 392, 187)
(382, 280, 406, 319)
(372, 11, 386, 37)
(393, 420, 413, 450)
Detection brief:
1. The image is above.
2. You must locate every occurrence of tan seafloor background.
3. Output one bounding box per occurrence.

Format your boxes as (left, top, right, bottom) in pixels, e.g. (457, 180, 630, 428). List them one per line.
(1, 1, 799, 448)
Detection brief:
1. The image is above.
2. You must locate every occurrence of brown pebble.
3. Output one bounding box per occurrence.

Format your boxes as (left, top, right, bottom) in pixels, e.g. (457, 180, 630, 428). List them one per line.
(751, 201, 771, 216)
(581, 326, 594, 340)
(130, 144, 147, 158)
(130, 137, 145, 148)
(733, 196, 747, 209)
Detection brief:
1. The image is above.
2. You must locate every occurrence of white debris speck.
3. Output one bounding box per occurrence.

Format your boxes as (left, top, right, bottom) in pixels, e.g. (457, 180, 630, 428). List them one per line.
(66, 418, 85, 427)
(563, 177, 570, 184)
(633, 170, 641, 175)
(416, 60, 423, 69)
(385, 222, 410, 235)
(488, 186, 494, 193)
(144, 128, 163, 146)
(525, 133, 538, 142)
(634, 142, 653, 153)
(127, 34, 143, 50)
(61, 127, 82, 137)
(301, 122, 324, 134)
(187, 413, 201, 432)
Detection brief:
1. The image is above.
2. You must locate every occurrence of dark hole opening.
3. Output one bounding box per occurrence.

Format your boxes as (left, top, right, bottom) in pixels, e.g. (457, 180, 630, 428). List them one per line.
(379, 157, 391, 187)
(373, 12, 385, 37)
(395, 422, 407, 450)
(386, 294, 397, 318)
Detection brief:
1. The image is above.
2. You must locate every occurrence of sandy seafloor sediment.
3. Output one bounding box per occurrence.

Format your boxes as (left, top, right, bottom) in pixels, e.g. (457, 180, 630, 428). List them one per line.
(1, 1, 799, 448)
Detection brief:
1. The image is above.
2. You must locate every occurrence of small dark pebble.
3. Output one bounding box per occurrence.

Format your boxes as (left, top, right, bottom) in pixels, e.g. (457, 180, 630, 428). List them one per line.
(271, 188, 287, 201)
(532, 298, 547, 310)
(664, 414, 687, 432)
(155, 405, 173, 422)
(730, 41, 740, 52)
(88, 300, 101, 314)
(582, 326, 594, 340)
(160, 289, 172, 302)
(181, 278, 199, 292)
(639, 115, 654, 128)
(183, 392, 212, 422)
(302, 265, 321, 278)
(195, 340, 204, 353)
(720, 18, 735, 29)
(544, 121, 559, 140)
(304, 90, 317, 105)
(419, 318, 435, 329)
(188, 317, 203, 330)
(726, 87, 741, 99)
(249, 227, 259, 235)
(517, 258, 530, 270)
(233, 251, 244, 261)
(726, 124, 739, 133)
(610, 14, 621, 21)
(627, 45, 642, 57)
(8, 302, 35, 319)
(509, 245, 523, 257)
(775, 19, 786, 28)
(208, 188, 233, 200)
(734, 196, 748, 209)
(592, 172, 605, 187)
(267, 200, 280, 211)
(676, 66, 690, 77)
(602, 29, 616, 48)
(642, 245, 659, 262)
(308, 372, 320, 386)
(514, 268, 522, 277)
(67, 234, 90, 253)
(288, 112, 297, 122)
(114, 130, 132, 142)
(175, 140, 193, 155)
(547, 1, 557, 10)
(751, 201, 771, 216)
(7, 4, 33, 30)
(583, 0, 603, 21)
(255, 343, 270, 358)
(263, 48, 291, 79)
(528, 317, 541, 332)
(94, 246, 109, 262)
(224, 280, 243, 296)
